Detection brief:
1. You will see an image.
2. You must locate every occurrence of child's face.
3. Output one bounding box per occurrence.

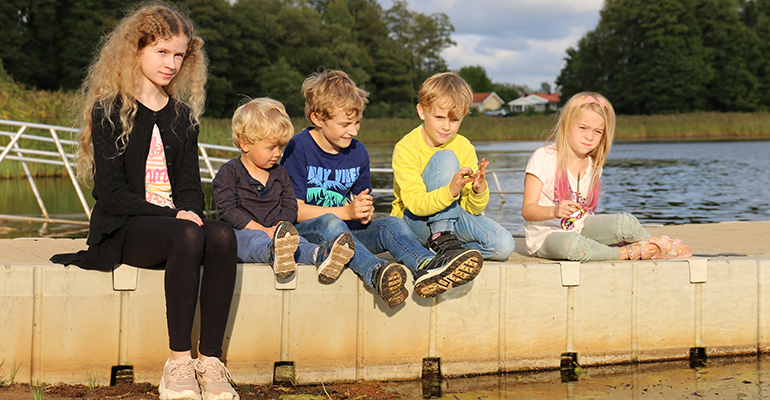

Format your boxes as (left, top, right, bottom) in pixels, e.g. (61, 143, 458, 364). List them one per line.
(138, 34, 188, 92)
(567, 110, 605, 159)
(240, 138, 284, 172)
(312, 108, 361, 153)
(416, 102, 464, 148)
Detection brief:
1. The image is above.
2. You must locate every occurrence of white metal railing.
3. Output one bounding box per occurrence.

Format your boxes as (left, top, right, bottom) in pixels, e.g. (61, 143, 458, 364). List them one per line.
(1, 119, 522, 230)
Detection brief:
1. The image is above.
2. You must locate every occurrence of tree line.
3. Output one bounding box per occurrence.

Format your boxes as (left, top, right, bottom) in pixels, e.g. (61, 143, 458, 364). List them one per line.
(557, 0, 770, 115)
(0, 0, 464, 119)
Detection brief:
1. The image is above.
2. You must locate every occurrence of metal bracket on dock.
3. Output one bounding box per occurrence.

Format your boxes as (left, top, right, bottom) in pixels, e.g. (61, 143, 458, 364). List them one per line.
(688, 258, 708, 283)
(275, 270, 297, 290)
(559, 261, 581, 287)
(112, 264, 138, 291)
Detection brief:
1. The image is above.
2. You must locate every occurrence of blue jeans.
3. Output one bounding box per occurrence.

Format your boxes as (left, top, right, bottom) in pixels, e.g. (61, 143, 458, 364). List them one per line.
(403, 149, 515, 261)
(296, 214, 434, 289)
(234, 228, 317, 265)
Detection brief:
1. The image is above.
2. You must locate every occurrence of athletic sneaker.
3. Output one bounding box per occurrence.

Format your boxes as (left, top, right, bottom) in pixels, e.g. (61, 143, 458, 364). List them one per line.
(159, 356, 201, 400)
(269, 221, 299, 279)
(413, 231, 483, 298)
(196, 357, 240, 400)
(371, 262, 408, 308)
(314, 232, 356, 283)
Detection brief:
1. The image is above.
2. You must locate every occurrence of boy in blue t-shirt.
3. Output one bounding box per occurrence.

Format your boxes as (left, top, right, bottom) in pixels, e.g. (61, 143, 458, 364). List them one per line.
(281, 70, 483, 309)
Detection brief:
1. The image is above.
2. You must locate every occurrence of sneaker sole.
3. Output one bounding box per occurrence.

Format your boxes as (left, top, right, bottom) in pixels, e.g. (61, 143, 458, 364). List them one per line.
(378, 264, 408, 308)
(201, 386, 240, 400)
(273, 224, 299, 279)
(317, 234, 356, 283)
(159, 376, 201, 400)
(414, 250, 483, 298)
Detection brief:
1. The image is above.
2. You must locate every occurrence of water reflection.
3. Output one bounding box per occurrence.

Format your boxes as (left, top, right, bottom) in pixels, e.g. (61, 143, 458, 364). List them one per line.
(380, 355, 770, 399)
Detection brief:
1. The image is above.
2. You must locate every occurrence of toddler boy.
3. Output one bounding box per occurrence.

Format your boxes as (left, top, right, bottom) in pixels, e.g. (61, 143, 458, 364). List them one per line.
(212, 97, 355, 281)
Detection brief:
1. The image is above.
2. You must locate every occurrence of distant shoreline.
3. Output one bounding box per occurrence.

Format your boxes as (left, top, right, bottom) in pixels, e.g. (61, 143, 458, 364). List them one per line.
(2, 113, 770, 179)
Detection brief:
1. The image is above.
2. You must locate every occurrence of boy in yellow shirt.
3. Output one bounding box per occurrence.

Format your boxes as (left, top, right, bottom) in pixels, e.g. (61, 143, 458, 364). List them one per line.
(392, 72, 515, 261)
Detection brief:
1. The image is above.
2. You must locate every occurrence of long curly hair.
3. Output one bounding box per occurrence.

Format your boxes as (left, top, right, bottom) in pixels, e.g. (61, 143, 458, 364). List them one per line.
(75, 2, 207, 181)
(546, 92, 615, 212)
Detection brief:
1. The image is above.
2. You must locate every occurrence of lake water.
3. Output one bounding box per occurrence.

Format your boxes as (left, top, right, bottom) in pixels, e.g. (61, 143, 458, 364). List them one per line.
(380, 355, 770, 399)
(1, 140, 769, 238)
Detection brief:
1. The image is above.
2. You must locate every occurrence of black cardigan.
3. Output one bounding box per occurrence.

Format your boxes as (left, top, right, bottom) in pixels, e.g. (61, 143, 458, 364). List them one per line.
(51, 97, 204, 270)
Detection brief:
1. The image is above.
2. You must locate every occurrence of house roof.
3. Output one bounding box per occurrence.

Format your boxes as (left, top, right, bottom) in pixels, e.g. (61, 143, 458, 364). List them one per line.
(521, 92, 561, 103)
(508, 95, 549, 106)
(472, 92, 504, 105)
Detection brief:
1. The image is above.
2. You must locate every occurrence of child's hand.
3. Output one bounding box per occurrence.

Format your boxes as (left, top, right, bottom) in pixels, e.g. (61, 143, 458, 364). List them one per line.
(264, 224, 278, 238)
(449, 168, 475, 197)
(244, 220, 275, 237)
(472, 158, 489, 194)
(176, 210, 203, 226)
(349, 189, 374, 223)
(555, 200, 582, 219)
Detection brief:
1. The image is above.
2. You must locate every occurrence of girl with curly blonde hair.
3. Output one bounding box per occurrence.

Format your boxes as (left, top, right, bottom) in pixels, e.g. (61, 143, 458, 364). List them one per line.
(51, 4, 239, 399)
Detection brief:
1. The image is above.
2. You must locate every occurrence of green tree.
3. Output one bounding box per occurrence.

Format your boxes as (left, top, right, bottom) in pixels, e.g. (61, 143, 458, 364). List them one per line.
(491, 82, 520, 103)
(179, 0, 241, 117)
(753, 1, 770, 108)
(0, 0, 126, 91)
(696, 0, 760, 111)
(558, 0, 710, 114)
(557, 0, 769, 114)
(384, 0, 455, 99)
(458, 65, 494, 93)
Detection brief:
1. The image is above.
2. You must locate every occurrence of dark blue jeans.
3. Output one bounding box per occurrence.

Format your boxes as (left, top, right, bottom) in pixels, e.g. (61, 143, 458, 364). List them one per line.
(296, 214, 433, 288)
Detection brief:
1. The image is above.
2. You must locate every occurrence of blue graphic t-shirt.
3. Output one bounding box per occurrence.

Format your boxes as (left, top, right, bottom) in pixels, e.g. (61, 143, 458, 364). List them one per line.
(281, 127, 372, 230)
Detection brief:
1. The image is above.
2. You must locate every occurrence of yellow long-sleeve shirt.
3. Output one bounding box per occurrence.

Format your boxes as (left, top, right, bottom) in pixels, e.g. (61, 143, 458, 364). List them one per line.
(390, 125, 489, 218)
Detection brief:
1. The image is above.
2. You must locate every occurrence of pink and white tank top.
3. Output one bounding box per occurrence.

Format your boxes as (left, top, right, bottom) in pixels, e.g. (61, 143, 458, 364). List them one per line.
(145, 124, 175, 208)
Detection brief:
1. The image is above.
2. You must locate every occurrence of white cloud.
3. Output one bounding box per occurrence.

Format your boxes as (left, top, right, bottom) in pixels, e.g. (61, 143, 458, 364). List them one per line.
(376, 0, 603, 88)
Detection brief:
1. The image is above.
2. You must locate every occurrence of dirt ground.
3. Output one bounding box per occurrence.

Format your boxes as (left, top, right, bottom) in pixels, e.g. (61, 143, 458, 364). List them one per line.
(0, 380, 399, 400)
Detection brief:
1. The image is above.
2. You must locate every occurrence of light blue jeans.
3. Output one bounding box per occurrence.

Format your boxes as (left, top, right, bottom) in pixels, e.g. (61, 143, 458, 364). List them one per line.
(296, 214, 434, 289)
(234, 228, 317, 265)
(403, 149, 515, 261)
(536, 213, 651, 261)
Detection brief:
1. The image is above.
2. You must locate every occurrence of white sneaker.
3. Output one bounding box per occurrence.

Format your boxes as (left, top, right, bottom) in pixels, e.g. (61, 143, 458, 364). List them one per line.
(159, 356, 201, 400)
(196, 357, 240, 400)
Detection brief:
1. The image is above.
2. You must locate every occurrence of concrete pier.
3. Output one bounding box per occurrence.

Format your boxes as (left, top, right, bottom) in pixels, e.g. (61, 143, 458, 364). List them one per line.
(1, 220, 768, 386)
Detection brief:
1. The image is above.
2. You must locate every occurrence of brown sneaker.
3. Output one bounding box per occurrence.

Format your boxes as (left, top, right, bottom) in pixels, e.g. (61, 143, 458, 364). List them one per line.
(372, 262, 408, 308)
(159, 356, 201, 400)
(270, 221, 299, 279)
(196, 357, 240, 400)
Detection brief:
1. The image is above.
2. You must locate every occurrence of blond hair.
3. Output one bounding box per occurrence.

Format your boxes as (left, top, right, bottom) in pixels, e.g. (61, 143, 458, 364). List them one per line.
(548, 92, 616, 211)
(231, 98, 294, 150)
(75, 2, 207, 181)
(417, 72, 473, 119)
(302, 69, 369, 122)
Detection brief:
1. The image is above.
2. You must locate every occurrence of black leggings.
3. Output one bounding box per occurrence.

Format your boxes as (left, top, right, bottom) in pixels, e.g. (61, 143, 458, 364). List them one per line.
(121, 216, 237, 357)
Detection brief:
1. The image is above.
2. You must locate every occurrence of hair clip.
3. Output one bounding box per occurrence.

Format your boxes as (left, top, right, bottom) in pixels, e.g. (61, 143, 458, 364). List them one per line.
(580, 94, 608, 108)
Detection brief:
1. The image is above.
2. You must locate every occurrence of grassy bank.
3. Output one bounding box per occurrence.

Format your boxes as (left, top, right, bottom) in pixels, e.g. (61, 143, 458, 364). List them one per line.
(3, 68, 770, 178)
(198, 112, 770, 146)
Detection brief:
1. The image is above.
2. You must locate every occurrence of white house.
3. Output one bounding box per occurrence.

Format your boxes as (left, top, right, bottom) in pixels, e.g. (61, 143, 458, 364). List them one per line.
(472, 92, 505, 113)
(509, 93, 561, 113)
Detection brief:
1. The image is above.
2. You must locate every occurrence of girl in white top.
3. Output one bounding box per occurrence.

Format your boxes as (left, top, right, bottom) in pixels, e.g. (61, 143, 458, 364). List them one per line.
(521, 92, 691, 261)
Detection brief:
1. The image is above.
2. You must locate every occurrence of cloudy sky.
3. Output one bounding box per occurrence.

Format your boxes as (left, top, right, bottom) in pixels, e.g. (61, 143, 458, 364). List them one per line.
(377, 0, 605, 91)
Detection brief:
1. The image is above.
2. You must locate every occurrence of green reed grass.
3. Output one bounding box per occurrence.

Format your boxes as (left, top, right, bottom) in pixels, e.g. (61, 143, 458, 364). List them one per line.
(29, 381, 47, 400)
